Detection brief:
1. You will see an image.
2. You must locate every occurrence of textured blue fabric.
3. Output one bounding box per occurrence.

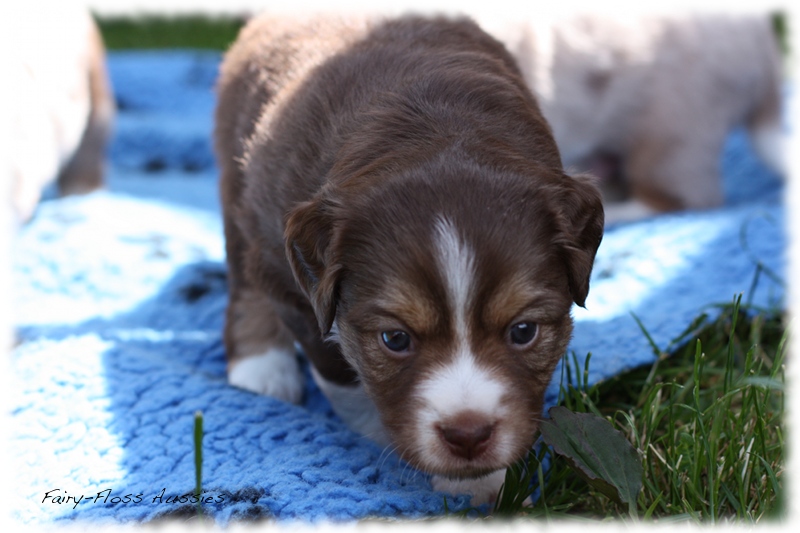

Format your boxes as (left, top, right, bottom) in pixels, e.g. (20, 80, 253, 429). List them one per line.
(9, 51, 786, 525)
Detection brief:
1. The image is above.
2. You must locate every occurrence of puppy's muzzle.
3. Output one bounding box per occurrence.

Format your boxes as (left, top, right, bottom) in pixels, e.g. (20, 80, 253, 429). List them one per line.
(437, 411, 496, 461)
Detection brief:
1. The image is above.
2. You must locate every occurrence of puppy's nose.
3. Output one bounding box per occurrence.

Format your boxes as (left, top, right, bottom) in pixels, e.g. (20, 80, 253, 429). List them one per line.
(437, 412, 495, 461)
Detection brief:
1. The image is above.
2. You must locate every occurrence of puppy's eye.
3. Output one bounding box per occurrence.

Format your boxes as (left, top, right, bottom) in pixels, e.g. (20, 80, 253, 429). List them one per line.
(509, 322, 538, 346)
(381, 330, 412, 353)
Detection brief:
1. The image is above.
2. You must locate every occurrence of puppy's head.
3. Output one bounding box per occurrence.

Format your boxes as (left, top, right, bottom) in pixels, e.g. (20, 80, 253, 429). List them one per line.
(285, 158, 603, 478)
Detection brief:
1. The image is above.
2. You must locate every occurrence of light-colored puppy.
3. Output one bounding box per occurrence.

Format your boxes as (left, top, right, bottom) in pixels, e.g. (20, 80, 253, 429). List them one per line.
(5, 3, 115, 225)
(478, 10, 784, 223)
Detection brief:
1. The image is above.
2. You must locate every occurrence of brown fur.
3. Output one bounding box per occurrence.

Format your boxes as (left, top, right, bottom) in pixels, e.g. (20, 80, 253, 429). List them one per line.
(215, 13, 603, 481)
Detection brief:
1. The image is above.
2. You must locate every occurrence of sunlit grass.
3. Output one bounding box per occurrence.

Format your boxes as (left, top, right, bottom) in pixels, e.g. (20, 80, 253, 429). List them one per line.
(492, 295, 786, 523)
(95, 14, 245, 51)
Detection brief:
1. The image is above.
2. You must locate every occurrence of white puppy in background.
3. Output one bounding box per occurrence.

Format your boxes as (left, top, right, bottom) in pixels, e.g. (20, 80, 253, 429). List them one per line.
(4, 2, 115, 226)
(476, 9, 785, 223)
(207, 4, 786, 224)
(0, 1, 115, 404)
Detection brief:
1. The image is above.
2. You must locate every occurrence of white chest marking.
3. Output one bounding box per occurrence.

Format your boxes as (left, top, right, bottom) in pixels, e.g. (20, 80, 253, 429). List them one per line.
(310, 366, 389, 446)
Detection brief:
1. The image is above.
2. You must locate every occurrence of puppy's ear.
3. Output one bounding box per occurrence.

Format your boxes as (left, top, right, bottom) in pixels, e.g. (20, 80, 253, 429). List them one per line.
(284, 195, 342, 335)
(554, 173, 604, 307)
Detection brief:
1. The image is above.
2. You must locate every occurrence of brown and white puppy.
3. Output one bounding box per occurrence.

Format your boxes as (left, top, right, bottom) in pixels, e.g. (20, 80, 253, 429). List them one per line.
(476, 10, 785, 223)
(215, 13, 603, 503)
(6, 3, 114, 225)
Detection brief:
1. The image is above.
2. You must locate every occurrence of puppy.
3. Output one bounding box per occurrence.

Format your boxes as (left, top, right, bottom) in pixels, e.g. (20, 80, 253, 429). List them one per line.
(7, 4, 114, 225)
(215, 13, 603, 504)
(476, 10, 785, 223)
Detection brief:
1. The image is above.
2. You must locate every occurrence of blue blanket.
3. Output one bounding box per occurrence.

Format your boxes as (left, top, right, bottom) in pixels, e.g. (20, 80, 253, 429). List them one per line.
(9, 50, 786, 525)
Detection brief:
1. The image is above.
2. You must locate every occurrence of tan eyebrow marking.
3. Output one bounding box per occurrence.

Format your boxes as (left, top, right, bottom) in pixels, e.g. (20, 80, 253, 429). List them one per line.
(372, 279, 441, 335)
(484, 272, 569, 329)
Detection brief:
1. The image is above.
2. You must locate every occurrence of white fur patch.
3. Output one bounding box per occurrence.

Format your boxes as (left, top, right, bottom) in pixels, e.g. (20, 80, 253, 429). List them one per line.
(417, 352, 506, 418)
(431, 469, 509, 506)
(433, 216, 475, 340)
(228, 348, 304, 404)
(415, 351, 513, 464)
(310, 367, 389, 445)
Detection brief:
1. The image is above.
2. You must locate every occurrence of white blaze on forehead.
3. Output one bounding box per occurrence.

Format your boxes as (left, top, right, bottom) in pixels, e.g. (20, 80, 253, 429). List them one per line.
(433, 216, 475, 340)
(429, 216, 507, 416)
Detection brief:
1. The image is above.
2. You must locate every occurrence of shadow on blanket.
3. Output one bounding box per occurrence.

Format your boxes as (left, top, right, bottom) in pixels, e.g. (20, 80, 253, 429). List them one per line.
(14, 256, 476, 524)
(9, 50, 786, 525)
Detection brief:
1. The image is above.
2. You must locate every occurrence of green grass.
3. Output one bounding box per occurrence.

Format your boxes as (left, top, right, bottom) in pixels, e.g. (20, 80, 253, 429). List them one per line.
(94, 11, 788, 56)
(491, 295, 787, 523)
(95, 11, 788, 57)
(194, 411, 204, 518)
(95, 14, 245, 51)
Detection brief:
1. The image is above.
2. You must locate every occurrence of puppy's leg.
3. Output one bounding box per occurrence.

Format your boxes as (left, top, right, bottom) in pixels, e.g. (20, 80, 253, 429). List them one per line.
(222, 206, 303, 403)
(57, 15, 114, 196)
(225, 285, 305, 404)
(218, 95, 305, 406)
(623, 129, 725, 218)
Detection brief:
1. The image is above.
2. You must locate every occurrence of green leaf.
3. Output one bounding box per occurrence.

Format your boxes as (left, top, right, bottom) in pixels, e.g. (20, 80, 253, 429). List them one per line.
(539, 406, 643, 512)
(194, 411, 204, 518)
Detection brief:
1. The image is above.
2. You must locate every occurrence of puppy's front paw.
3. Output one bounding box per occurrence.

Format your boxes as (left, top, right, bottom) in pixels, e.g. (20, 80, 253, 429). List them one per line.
(228, 349, 304, 404)
(431, 469, 509, 506)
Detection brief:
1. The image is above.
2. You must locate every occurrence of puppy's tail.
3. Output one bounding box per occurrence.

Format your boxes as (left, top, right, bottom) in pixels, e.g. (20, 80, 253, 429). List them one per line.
(746, 15, 786, 178)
